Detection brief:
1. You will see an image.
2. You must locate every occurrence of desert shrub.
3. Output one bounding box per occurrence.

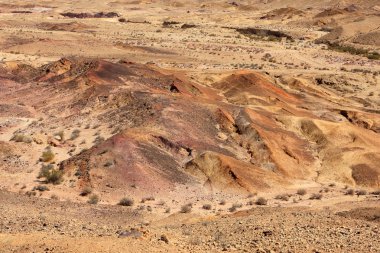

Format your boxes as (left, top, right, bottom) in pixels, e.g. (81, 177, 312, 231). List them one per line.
(119, 197, 134, 206)
(165, 207, 171, 213)
(371, 190, 380, 196)
(256, 197, 268, 205)
(180, 203, 192, 213)
(38, 164, 54, 178)
(45, 169, 63, 184)
(41, 148, 55, 162)
(309, 193, 323, 200)
(80, 186, 93, 196)
(70, 129, 81, 140)
(93, 136, 105, 145)
(229, 203, 243, 212)
(328, 183, 336, 187)
(345, 189, 355, 195)
(356, 190, 367, 196)
(219, 200, 226, 205)
(38, 164, 63, 184)
(11, 134, 32, 143)
(297, 188, 307, 196)
(275, 194, 290, 201)
(202, 204, 212, 210)
(141, 196, 155, 203)
(50, 194, 59, 200)
(88, 194, 99, 204)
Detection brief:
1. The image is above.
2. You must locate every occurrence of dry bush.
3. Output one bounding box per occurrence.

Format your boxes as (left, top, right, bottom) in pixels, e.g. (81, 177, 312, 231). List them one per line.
(88, 194, 99, 204)
(309, 193, 323, 200)
(229, 203, 243, 212)
(345, 189, 355, 195)
(41, 148, 55, 162)
(356, 190, 367, 196)
(297, 188, 307, 196)
(119, 197, 134, 206)
(38, 164, 63, 184)
(275, 194, 290, 201)
(70, 129, 81, 140)
(141, 196, 155, 203)
(181, 203, 192, 213)
(11, 134, 32, 143)
(202, 204, 212, 210)
(256, 197, 268, 205)
(219, 200, 226, 205)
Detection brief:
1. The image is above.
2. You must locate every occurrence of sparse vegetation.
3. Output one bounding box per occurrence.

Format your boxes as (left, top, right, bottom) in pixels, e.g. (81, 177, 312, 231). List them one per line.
(88, 194, 99, 204)
(38, 164, 63, 184)
(80, 186, 93, 196)
(40, 147, 55, 162)
(119, 197, 134, 206)
(256, 197, 268, 205)
(141, 196, 155, 203)
(346, 189, 355, 195)
(275, 194, 290, 201)
(202, 204, 212, 210)
(11, 134, 32, 143)
(70, 129, 81, 140)
(327, 43, 380, 60)
(309, 193, 323, 200)
(297, 189, 307, 196)
(356, 190, 367, 196)
(180, 203, 192, 213)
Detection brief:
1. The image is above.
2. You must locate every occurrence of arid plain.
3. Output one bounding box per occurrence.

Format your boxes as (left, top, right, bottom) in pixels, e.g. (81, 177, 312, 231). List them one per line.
(0, 0, 379, 252)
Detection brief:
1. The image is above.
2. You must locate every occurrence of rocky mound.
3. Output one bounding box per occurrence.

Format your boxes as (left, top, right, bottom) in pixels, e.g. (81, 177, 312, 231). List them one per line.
(1, 58, 380, 198)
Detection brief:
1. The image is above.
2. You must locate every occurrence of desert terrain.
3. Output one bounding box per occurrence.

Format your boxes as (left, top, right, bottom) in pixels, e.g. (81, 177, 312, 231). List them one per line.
(0, 0, 379, 252)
